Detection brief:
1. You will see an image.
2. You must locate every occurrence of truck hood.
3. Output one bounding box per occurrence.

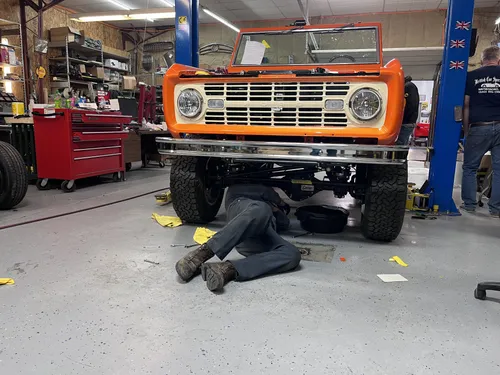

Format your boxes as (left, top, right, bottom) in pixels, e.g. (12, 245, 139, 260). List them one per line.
(166, 63, 384, 79)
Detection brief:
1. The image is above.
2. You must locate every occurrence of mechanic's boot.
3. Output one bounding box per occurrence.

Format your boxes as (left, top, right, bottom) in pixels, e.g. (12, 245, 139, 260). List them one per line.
(175, 244, 214, 281)
(201, 262, 236, 291)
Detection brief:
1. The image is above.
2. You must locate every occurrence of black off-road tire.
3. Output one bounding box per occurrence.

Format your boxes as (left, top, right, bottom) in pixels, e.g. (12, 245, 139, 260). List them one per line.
(170, 156, 223, 223)
(361, 163, 407, 242)
(0, 141, 28, 209)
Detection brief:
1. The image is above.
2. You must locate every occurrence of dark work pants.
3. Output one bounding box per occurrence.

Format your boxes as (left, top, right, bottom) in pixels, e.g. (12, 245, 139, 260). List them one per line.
(206, 198, 301, 281)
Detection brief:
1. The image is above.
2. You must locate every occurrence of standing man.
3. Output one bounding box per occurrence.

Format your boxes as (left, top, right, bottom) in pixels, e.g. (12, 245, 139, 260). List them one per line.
(462, 46, 500, 216)
(397, 76, 420, 145)
(175, 184, 301, 292)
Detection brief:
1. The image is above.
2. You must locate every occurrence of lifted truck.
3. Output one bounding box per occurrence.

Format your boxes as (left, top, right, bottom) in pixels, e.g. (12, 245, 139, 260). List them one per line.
(157, 22, 408, 242)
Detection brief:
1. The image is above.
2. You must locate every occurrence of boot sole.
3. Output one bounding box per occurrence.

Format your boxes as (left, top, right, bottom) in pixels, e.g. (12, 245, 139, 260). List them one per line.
(175, 259, 199, 281)
(201, 264, 207, 281)
(204, 267, 225, 291)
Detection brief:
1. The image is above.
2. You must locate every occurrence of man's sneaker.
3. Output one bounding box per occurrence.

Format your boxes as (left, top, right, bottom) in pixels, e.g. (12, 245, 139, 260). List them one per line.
(459, 204, 476, 213)
(201, 262, 236, 291)
(175, 244, 214, 281)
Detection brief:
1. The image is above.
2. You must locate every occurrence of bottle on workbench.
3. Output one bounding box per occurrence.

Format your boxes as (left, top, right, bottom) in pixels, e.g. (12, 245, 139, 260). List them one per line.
(54, 90, 61, 109)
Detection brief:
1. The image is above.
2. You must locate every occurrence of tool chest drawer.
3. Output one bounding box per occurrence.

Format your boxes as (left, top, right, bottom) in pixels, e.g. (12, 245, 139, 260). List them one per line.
(33, 108, 131, 190)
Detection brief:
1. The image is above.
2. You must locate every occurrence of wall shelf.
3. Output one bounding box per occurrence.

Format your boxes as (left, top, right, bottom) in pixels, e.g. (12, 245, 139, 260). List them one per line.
(104, 65, 129, 73)
(0, 62, 23, 68)
(49, 36, 131, 93)
(50, 57, 102, 66)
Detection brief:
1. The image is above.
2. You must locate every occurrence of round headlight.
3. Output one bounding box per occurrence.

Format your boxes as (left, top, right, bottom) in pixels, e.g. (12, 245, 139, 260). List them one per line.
(177, 89, 203, 118)
(350, 88, 382, 121)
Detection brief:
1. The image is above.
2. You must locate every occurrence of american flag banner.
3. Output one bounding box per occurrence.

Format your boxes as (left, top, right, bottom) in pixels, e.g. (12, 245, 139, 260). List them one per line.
(449, 61, 465, 70)
(455, 21, 471, 30)
(450, 39, 466, 48)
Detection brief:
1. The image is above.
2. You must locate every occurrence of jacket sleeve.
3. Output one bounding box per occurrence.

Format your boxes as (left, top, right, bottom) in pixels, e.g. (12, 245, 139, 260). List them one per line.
(273, 210, 290, 232)
(261, 186, 283, 206)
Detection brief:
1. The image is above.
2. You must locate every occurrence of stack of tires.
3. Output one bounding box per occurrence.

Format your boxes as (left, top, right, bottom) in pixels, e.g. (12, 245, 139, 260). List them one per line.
(0, 141, 28, 209)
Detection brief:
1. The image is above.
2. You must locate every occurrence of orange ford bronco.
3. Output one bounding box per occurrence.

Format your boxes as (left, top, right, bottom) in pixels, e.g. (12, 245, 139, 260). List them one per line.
(158, 22, 408, 241)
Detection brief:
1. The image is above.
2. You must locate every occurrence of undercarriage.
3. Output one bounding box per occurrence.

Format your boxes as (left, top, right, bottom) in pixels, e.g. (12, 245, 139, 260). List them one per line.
(157, 137, 409, 242)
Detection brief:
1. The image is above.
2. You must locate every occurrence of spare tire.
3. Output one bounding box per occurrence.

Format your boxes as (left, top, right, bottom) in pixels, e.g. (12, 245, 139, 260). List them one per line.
(0, 141, 28, 209)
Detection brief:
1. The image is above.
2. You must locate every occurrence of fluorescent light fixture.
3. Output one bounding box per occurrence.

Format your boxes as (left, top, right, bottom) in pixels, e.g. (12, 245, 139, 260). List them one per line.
(79, 15, 129, 22)
(71, 8, 175, 22)
(107, 0, 131, 10)
(161, 0, 175, 6)
(202, 7, 240, 33)
(129, 12, 175, 19)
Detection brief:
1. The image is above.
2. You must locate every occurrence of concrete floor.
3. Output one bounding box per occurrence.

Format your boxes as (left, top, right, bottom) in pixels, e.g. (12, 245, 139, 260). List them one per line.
(1, 164, 500, 375)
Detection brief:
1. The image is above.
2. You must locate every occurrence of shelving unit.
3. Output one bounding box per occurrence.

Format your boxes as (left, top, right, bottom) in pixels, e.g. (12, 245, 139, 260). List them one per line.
(48, 38, 131, 93)
(0, 18, 27, 112)
(102, 49, 131, 91)
(48, 38, 104, 92)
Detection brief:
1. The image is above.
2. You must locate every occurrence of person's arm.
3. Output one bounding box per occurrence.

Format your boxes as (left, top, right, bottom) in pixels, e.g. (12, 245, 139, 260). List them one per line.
(463, 95, 470, 136)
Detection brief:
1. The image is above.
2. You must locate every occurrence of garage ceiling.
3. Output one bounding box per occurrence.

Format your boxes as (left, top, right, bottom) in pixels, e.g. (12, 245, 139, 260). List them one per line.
(62, 0, 500, 28)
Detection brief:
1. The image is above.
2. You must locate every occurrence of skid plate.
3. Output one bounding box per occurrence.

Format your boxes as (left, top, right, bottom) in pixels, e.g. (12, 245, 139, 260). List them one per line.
(156, 137, 409, 165)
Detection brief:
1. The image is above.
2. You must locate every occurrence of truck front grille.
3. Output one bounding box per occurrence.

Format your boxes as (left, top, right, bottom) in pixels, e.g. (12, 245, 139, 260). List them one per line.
(203, 82, 349, 127)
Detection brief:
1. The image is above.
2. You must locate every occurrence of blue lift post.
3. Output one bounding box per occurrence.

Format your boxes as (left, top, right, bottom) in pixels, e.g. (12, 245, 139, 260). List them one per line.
(427, 0, 475, 213)
(175, 0, 199, 67)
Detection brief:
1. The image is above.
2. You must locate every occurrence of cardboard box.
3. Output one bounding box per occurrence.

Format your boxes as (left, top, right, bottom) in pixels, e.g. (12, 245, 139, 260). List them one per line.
(87, 67, 104, 79)
(50, 27, 84, 44)
(123, 76, 137, 90)
(77, 64, 86, 74)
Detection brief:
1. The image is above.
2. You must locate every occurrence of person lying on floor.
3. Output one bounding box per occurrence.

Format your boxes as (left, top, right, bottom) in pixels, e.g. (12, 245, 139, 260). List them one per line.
(175, 184, 302, 292)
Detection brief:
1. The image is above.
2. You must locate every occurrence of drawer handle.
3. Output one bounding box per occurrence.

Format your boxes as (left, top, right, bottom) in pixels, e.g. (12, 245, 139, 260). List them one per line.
(73, 146, 121, 152)
(33, 112, 64, 117)
(84, 114, 132, 119)
(74, 153, 121, 161)
(81, 131, 129, 135)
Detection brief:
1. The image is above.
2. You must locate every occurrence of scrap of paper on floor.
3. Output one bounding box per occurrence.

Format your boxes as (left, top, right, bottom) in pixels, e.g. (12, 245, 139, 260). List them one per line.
(377, 274, 408, 282)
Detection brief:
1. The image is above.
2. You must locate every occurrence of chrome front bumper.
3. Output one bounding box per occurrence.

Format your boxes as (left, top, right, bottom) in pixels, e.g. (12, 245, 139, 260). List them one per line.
(156, 137, 410, 165)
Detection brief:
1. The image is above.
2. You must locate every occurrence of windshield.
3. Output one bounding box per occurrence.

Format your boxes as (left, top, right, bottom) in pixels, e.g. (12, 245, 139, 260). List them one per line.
(233, 27, 379, 66)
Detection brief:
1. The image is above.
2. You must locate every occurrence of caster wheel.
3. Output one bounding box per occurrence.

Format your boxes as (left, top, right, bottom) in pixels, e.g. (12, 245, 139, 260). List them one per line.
(478, 201, 484, 207)
(159, 161, 165, 168)
(125, 163, 132, 172)
(36, 178, 50, 191)
(112, 172, 122, 182)
(61, 180, 76, 193)
(474, 288, 487, 300)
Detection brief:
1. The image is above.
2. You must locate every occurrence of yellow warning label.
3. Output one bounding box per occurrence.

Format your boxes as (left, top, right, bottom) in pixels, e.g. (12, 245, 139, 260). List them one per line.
(262, 39, 271, 48)
(178, 16, 187, 24)
(291, 179, 312, 185)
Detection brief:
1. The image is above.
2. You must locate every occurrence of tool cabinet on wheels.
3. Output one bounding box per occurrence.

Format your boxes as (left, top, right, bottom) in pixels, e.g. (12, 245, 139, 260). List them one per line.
(32, 108, 130, 192)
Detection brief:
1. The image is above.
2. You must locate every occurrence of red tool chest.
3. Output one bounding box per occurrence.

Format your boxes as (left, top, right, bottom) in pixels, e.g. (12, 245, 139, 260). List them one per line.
(33, 108, 130, 192)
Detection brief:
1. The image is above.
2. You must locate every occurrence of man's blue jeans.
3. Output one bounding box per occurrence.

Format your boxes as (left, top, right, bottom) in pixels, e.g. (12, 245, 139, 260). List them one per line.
(462, 123, 500, 214)
(396, 123, 415, 145)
